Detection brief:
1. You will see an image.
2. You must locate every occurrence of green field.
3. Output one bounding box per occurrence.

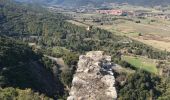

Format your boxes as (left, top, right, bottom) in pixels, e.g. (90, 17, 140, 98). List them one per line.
(122, 56, 158, 73)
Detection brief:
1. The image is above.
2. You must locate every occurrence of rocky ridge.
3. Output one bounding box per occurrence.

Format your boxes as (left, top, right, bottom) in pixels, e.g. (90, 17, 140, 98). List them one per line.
(67, 51, 117, 100)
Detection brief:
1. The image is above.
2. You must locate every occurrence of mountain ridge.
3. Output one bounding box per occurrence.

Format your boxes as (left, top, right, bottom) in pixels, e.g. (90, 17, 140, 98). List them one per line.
(14, 0, 170, 6)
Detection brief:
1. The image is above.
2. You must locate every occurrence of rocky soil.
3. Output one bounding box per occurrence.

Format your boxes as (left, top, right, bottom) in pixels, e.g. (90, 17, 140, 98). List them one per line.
(67, 51, 117, 100)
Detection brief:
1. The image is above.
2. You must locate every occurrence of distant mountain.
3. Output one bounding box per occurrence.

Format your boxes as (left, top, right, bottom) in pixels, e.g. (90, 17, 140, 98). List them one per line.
(14, 0, 170, 6)
(14, 0, 94, 6)
(112, 0, 170, 6)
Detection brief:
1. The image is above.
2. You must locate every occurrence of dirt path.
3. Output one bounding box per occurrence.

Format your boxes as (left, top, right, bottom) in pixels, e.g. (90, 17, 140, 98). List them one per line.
(44, 55, 68, 70)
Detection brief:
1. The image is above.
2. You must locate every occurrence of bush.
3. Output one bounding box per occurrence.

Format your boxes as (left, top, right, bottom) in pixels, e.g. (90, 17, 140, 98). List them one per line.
(118, 71, 162, 100)
(0, 87, 52, 100)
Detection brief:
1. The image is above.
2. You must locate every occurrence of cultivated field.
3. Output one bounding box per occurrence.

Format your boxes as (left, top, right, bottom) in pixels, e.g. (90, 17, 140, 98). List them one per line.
(67, 13, 170, 51)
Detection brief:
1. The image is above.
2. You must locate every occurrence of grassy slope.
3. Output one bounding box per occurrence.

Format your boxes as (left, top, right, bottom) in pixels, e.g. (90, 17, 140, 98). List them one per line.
(122, 56, 157, 73)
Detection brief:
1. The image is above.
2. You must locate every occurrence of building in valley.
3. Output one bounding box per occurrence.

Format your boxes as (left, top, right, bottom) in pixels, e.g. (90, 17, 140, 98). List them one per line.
(96, 9, 125, 16)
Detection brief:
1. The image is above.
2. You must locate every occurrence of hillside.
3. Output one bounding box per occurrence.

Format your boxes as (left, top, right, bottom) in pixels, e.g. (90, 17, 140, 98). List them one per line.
(0, 0, 66, 35)
(1, 0, 170, 99)
(2, 1, 168, 60)
(0, 87, 52, 100)
(0, 36, 65, 99)
(14, 0, 170, 6)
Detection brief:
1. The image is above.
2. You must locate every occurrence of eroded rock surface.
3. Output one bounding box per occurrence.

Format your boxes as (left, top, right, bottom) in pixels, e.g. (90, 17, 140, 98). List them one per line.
(67, 51, 117, 100)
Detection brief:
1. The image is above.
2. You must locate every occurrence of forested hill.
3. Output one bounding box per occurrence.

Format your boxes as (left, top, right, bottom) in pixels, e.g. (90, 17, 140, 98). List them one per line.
(14, 0, 170, 6)
(0, 0, 66, 36)
(1, 0, 170, 99)
(0, 36, 65, 99)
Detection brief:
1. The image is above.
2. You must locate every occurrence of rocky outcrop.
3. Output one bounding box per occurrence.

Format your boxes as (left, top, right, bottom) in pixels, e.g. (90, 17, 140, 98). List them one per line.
(67, 51, 117, 100)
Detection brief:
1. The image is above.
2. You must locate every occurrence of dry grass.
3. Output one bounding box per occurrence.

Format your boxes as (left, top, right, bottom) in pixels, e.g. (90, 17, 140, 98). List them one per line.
(114, 21, 170, 36)
(133, 37, 170, 51)
(67, 13, 170, 52)
(66, 20, 88, 27)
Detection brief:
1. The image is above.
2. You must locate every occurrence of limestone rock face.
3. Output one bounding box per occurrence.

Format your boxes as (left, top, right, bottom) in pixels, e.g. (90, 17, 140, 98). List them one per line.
(67, 51, 117, 100)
